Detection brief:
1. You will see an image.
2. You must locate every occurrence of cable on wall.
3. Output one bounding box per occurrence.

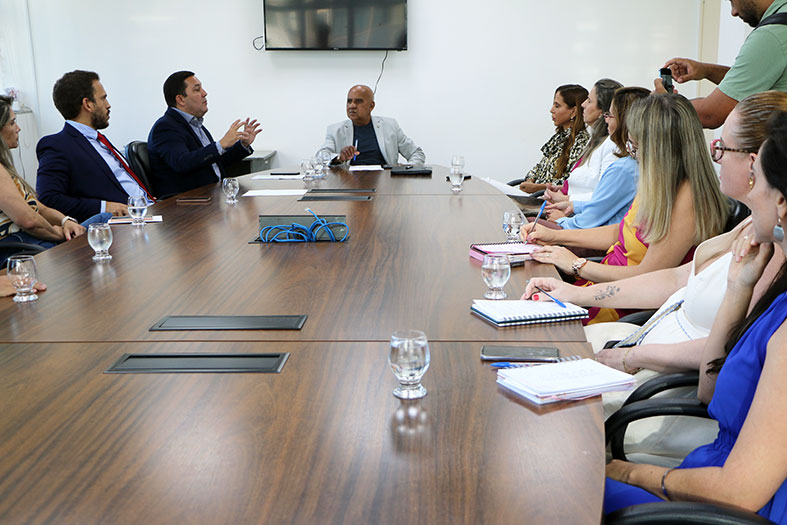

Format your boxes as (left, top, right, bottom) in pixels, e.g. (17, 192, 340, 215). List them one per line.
(253, 36, 265, 50)
(373, 50, 389, 95)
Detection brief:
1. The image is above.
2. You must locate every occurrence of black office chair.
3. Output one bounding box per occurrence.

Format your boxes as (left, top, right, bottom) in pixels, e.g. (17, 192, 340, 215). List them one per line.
(725, 197, 751, 232)
(604, 373, 774, 524)
(0, 242, 45, 269)
(125, 141, 156, 198)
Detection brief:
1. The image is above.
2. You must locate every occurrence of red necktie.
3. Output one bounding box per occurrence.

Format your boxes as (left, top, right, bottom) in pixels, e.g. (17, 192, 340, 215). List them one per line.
(96, 132, 156, 202)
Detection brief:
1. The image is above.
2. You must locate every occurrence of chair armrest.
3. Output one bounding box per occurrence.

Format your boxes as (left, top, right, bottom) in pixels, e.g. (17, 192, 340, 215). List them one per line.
(605, 398, 709, 460)
(617, 310, 658, 326)
(606, 501, 775, 524)
(623, 371, 700, 406)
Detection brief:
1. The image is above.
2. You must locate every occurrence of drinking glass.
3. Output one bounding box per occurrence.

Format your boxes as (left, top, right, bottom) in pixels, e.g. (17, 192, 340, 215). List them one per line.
(481, 254, 510, 299)
(451, 155, 465, 171)
(7, 254, 38, 303)
(389, 330, 430, 399)
(448, 166, 464, 193)
(127, 195, 149, 226)
(87, 223, 113, 261)
(318, 149, 333, 175)
(311, 156, 326, 179)
(301, 159, 315, 181)
(503, 210, 525, 242)
(222, 177, 240, 204)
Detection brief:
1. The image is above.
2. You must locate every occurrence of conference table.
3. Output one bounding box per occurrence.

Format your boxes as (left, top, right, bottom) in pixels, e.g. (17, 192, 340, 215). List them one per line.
(0, 165, 604, 523)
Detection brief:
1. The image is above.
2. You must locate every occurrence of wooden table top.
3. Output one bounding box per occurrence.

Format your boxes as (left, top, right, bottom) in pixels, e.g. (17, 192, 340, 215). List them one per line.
(0, 341, 603, 524)
(0, 171, 584, 344)
(0, 167, 602, 524)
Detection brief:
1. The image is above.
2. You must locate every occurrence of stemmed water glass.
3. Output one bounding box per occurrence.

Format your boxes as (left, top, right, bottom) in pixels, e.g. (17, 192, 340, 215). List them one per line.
(318, 149, 333, 176)
(301, 159, 315, 181)
(222, 177, 240, 204)
(389, 330, 430, 399)
(481, 254, 510, 299)
(503, 210, 525, 242)
(128, 195, 149, 226)
(87, 223, 113, 261)
(7, 254, 38, 303)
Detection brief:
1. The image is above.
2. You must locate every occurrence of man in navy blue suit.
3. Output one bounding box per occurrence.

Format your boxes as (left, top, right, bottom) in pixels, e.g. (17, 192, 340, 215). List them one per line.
(147, 71, 261, 197)
(36, 70, 154, 222)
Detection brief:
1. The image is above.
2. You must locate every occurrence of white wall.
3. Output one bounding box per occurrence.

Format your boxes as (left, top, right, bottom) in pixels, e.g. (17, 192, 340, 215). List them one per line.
(3, 0, 710, 180)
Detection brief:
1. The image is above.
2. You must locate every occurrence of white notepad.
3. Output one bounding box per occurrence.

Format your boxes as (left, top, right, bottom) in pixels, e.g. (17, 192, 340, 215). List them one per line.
(243, 189, 308, 197)
(471, 299, 588, 327)
(348, 165, 382, 172)
(497, 358, 635, 404)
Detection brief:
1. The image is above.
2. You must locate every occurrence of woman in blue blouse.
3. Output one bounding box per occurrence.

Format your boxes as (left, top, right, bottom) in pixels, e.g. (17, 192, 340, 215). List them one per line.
(603, 111, 787, 522)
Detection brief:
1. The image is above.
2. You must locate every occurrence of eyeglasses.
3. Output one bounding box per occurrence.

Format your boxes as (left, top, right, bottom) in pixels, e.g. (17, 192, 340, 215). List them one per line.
(710, 138, 752, 162)
(602, 111, 615, 120)
(626, 139, 638, 159)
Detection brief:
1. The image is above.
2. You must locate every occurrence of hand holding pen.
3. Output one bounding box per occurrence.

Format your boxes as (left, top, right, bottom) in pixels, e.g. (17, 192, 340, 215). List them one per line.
(338, 143, 361, 163)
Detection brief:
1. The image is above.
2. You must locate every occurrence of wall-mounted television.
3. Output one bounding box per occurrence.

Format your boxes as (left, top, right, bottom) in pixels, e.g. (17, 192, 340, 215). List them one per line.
(263, 0, 407, 50)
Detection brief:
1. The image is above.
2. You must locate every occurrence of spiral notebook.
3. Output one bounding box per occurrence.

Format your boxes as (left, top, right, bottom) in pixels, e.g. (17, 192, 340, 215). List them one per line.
(469, 242, 538, 264)
(471, 299, 588, 327)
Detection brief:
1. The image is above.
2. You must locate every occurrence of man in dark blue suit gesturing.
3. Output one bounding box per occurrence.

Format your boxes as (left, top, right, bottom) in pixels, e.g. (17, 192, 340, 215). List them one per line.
(36, 70, 155, 222)
(147, 71, 261, 197)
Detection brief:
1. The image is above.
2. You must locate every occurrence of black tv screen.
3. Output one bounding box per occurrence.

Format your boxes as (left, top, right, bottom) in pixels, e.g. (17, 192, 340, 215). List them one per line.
(263, 0, 407, 50)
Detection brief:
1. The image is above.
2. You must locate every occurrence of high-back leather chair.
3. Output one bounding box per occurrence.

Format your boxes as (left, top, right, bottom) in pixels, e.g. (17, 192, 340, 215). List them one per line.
(125, 141, 156, 198)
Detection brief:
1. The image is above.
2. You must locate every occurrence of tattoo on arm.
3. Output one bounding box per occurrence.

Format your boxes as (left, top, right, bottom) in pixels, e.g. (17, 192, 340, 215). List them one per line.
(593, 285, 620, 301)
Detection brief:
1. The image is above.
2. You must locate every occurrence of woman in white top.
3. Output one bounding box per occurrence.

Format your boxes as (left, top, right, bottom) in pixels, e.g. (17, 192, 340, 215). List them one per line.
(545, 78, 622, 204)
(522, 91, 787, 460)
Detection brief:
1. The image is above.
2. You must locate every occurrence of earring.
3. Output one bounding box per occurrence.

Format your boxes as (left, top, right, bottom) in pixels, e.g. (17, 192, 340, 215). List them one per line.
(774, 217, 784, 242)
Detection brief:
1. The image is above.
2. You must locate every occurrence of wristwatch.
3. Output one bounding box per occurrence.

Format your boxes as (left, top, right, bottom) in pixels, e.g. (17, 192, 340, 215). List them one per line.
(571, 257, 588, 278)
(60, 216, 77, 227)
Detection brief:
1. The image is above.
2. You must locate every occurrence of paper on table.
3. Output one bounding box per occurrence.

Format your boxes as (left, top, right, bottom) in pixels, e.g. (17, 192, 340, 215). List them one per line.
(496, 358, 635, 404)
(479, 176, 534, 197)
(108, 215, 163, 225)
(251, 173, 305, 180)
(243, 189, 308, 197)
(349, 165, 383, 172)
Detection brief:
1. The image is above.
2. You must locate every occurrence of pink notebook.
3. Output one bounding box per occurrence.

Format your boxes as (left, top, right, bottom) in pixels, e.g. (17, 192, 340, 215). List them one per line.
(469, 242, 538, 264)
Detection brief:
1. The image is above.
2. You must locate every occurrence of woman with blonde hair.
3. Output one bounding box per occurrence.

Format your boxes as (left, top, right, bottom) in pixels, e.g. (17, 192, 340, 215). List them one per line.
(0, 95, 110, 264)
(518, 84, 590, 194)
(523, 94, 728, 324)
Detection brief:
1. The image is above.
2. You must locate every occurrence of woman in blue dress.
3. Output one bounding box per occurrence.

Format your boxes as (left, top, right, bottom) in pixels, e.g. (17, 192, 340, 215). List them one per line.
(603, 110, 787, 522)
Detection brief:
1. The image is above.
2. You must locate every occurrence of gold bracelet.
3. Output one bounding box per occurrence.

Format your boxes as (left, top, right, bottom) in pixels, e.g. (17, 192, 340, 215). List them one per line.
(661, 467, 676, 500)
(622, 347, 642, 375)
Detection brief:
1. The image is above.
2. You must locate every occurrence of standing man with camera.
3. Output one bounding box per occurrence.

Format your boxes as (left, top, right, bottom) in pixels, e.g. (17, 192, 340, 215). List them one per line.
(658, 0, 787, 128)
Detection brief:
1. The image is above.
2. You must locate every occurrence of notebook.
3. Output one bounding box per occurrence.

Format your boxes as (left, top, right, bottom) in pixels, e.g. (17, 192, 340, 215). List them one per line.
(470, 299, 588, 327)
(496, 358, 635, 404)
(469, 242, 538, 264)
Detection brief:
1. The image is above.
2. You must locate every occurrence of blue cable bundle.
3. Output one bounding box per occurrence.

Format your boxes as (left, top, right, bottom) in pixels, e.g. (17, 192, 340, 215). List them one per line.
(259, 208, 349, 243)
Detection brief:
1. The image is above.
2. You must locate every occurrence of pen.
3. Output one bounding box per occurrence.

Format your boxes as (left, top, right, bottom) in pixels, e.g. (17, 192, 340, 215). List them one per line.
(534, 285, 567, 308)
(353, 139, 358, 162)
(526, 200, 547, 242)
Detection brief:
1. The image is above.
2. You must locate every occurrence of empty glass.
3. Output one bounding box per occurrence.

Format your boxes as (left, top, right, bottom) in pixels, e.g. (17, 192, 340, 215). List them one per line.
(300, 159, 315, 181)
(481, 254, 510, 299)
(389, 330, 430, 399)
(451, 155, 465, 171)
(87, 223, 113, 261)
(7, 254, 38, 303)
(127, 195, 149, 226)
(222, 177, 240, 204)
(503, 210, 525, 242)
(311, 156, 325, 179)
(318, 149, 333, 175)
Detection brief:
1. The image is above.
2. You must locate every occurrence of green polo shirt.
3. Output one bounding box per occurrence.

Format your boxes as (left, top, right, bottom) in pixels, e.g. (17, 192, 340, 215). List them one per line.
(719, 0, 787, 101)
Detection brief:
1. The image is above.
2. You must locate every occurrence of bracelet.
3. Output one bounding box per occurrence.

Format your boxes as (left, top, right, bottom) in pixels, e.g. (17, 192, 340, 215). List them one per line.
(661, 467, 676, 500)
(60, 216, 76, 227)
(622, 347, 642, 375)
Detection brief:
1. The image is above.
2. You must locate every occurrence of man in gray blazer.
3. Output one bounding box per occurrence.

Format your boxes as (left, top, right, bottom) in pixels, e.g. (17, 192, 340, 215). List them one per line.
(319, 85, 425, 166)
